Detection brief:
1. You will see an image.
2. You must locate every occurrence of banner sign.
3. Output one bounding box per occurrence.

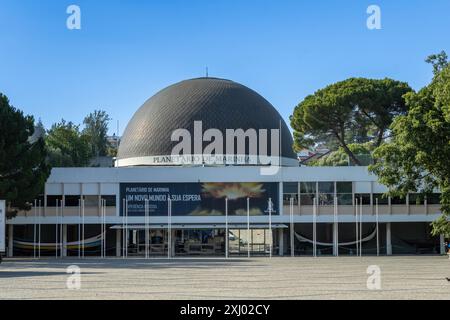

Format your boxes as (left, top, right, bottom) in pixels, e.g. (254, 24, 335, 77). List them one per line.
(120, 182, 278, 217)
(0, 200, 5, 252)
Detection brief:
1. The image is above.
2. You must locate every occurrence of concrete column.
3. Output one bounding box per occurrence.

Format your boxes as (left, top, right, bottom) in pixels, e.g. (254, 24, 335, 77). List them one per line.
(440, 234, 446, 255)
(278, 228, 284, 256)
(333, 222, 338, 256)
(116, 229, 122, 257)
(7, 224, 13, 257)
(386, 222, 392, 255)
(62, 225, 67, 257)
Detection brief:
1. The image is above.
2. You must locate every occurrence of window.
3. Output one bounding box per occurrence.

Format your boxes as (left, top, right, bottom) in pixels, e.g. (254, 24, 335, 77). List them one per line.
(300, 194, 315, 205)
(336, 182, 352, 205)
(300, 182, 316, 194)
(427, 193, 441, 205)
(283, 193, 299, 205)
(283, 182, 298, 194)
(336, 182, 352, 193)
(355, 194, 371, 205)
(373, 194, 389, 205)
(33, 195, 45, 206)
(318, 193, 334, 206)
(47, 195, 63, 207)
(391, 196, 406, 205)
(101, 195, 117, 207)
(318, 182, 334, 205)
(83, 195, 99, 207)
(65, 196, 80, 207)
(337, 194, 353, 205)
(300, 182, 316, 205)
(409, 194, 425, 205)
(318, 182, 334, 193)
(283, 183, 299, 205)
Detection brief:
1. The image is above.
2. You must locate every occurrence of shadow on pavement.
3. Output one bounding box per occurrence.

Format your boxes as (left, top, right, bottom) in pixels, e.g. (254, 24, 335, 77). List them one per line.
(0, 258, 268, 270)
(0, 270, 100, 278)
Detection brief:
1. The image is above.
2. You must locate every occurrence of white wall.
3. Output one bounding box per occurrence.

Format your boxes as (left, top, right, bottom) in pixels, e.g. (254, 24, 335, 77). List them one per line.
(47, 166, 379, 184)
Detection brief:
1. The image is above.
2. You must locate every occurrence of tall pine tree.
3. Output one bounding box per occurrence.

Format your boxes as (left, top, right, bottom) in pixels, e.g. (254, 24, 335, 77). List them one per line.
(0, 93, 50, 217)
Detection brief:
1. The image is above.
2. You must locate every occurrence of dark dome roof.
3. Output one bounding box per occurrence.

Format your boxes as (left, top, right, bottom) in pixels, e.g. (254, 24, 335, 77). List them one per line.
(117, 77, 296, 165)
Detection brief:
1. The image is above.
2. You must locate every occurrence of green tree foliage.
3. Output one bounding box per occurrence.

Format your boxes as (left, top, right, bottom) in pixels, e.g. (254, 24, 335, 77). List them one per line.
(370, 52, 450, 236)
(309, 143, 372, 167)
(290, 78, 412, 165)
(0, 93, 50, 217)
(83, 110, 111, 157)
(425, 50, 449, 75)
(107, 143, 118, 157)
(46, 120, 92, 167)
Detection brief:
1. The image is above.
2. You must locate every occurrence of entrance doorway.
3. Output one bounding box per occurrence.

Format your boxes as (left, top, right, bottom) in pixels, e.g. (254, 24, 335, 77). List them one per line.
(116, 225, 284, 257)
(126, 229, 168, 257)
(174, 229, 225, 256)
(229, 229, 272, 256)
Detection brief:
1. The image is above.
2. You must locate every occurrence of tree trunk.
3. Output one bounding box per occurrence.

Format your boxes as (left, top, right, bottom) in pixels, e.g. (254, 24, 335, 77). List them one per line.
(375, 129, 384, 147)
(341, 143, 362, 166)
(333, 131, 362, 166)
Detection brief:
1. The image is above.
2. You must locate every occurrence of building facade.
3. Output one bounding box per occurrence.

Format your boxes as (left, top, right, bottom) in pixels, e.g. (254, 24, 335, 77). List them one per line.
(4, 77, 445, 257)
(5, 166, 444, 257)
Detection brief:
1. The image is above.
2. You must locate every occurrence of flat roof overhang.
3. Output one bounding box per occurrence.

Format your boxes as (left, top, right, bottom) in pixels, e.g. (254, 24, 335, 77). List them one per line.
(110, 224, 288, 230)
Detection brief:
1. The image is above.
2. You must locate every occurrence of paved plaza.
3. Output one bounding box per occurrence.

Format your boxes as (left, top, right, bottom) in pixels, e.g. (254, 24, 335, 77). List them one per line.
(0, 256, 449, 300)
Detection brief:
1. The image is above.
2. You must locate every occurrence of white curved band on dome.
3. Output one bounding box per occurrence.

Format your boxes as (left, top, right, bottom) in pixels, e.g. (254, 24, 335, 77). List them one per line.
(115, 154, 299, 167)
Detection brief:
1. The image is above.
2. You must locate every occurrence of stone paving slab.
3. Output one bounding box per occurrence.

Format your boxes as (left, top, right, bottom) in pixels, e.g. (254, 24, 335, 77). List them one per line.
(0, 256, 449, 300)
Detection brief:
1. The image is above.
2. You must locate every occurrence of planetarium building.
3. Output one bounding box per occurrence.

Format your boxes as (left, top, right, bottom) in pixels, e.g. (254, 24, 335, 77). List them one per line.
(4, 78, 445, 258)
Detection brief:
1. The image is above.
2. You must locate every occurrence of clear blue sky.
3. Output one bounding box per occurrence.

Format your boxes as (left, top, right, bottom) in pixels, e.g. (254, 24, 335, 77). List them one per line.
(1, 0, 449, 135)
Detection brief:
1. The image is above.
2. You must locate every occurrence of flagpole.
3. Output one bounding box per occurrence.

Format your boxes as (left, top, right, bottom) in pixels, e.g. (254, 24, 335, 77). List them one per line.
(360, 197, 363, 257)
(167, 197, 171, 259)
(355, 198, 359, 256)
(61, 198, 64, 257)
(33, 199, 37, 259)
(313, 197, 317, 258)
(104, 199, 107, 258)
(290, 197, 294, 257)
(334, 196, 338, 257)
(100, 199, 103, 258)
(82, 198, 85, 259)
(376, 198, 380, 257)
(333, 196, 336, 256)
(225, 197, 229, 259)
(269, 198, 272, 259)
(125, 199, 128, 258)
(78, 199, 81, 258)
(122, 198, 125, 258)
(145, 199, 149, 259)
(56, 199, 58, 258)
(38, 199, 41, 259)
(102, 199, 105, 258)
(247, 197, 250, 258)
(148, 198, 150, 259)
(337, 196, 340, 256)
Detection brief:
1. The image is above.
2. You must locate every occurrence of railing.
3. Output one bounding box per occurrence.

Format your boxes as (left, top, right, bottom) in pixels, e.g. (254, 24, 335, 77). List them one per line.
(282, 204, 441, 215)
(13, 206, 117, 217)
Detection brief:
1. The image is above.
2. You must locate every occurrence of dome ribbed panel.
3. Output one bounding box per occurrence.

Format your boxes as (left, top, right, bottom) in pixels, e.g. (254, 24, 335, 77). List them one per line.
(117, 78, 296, 162)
